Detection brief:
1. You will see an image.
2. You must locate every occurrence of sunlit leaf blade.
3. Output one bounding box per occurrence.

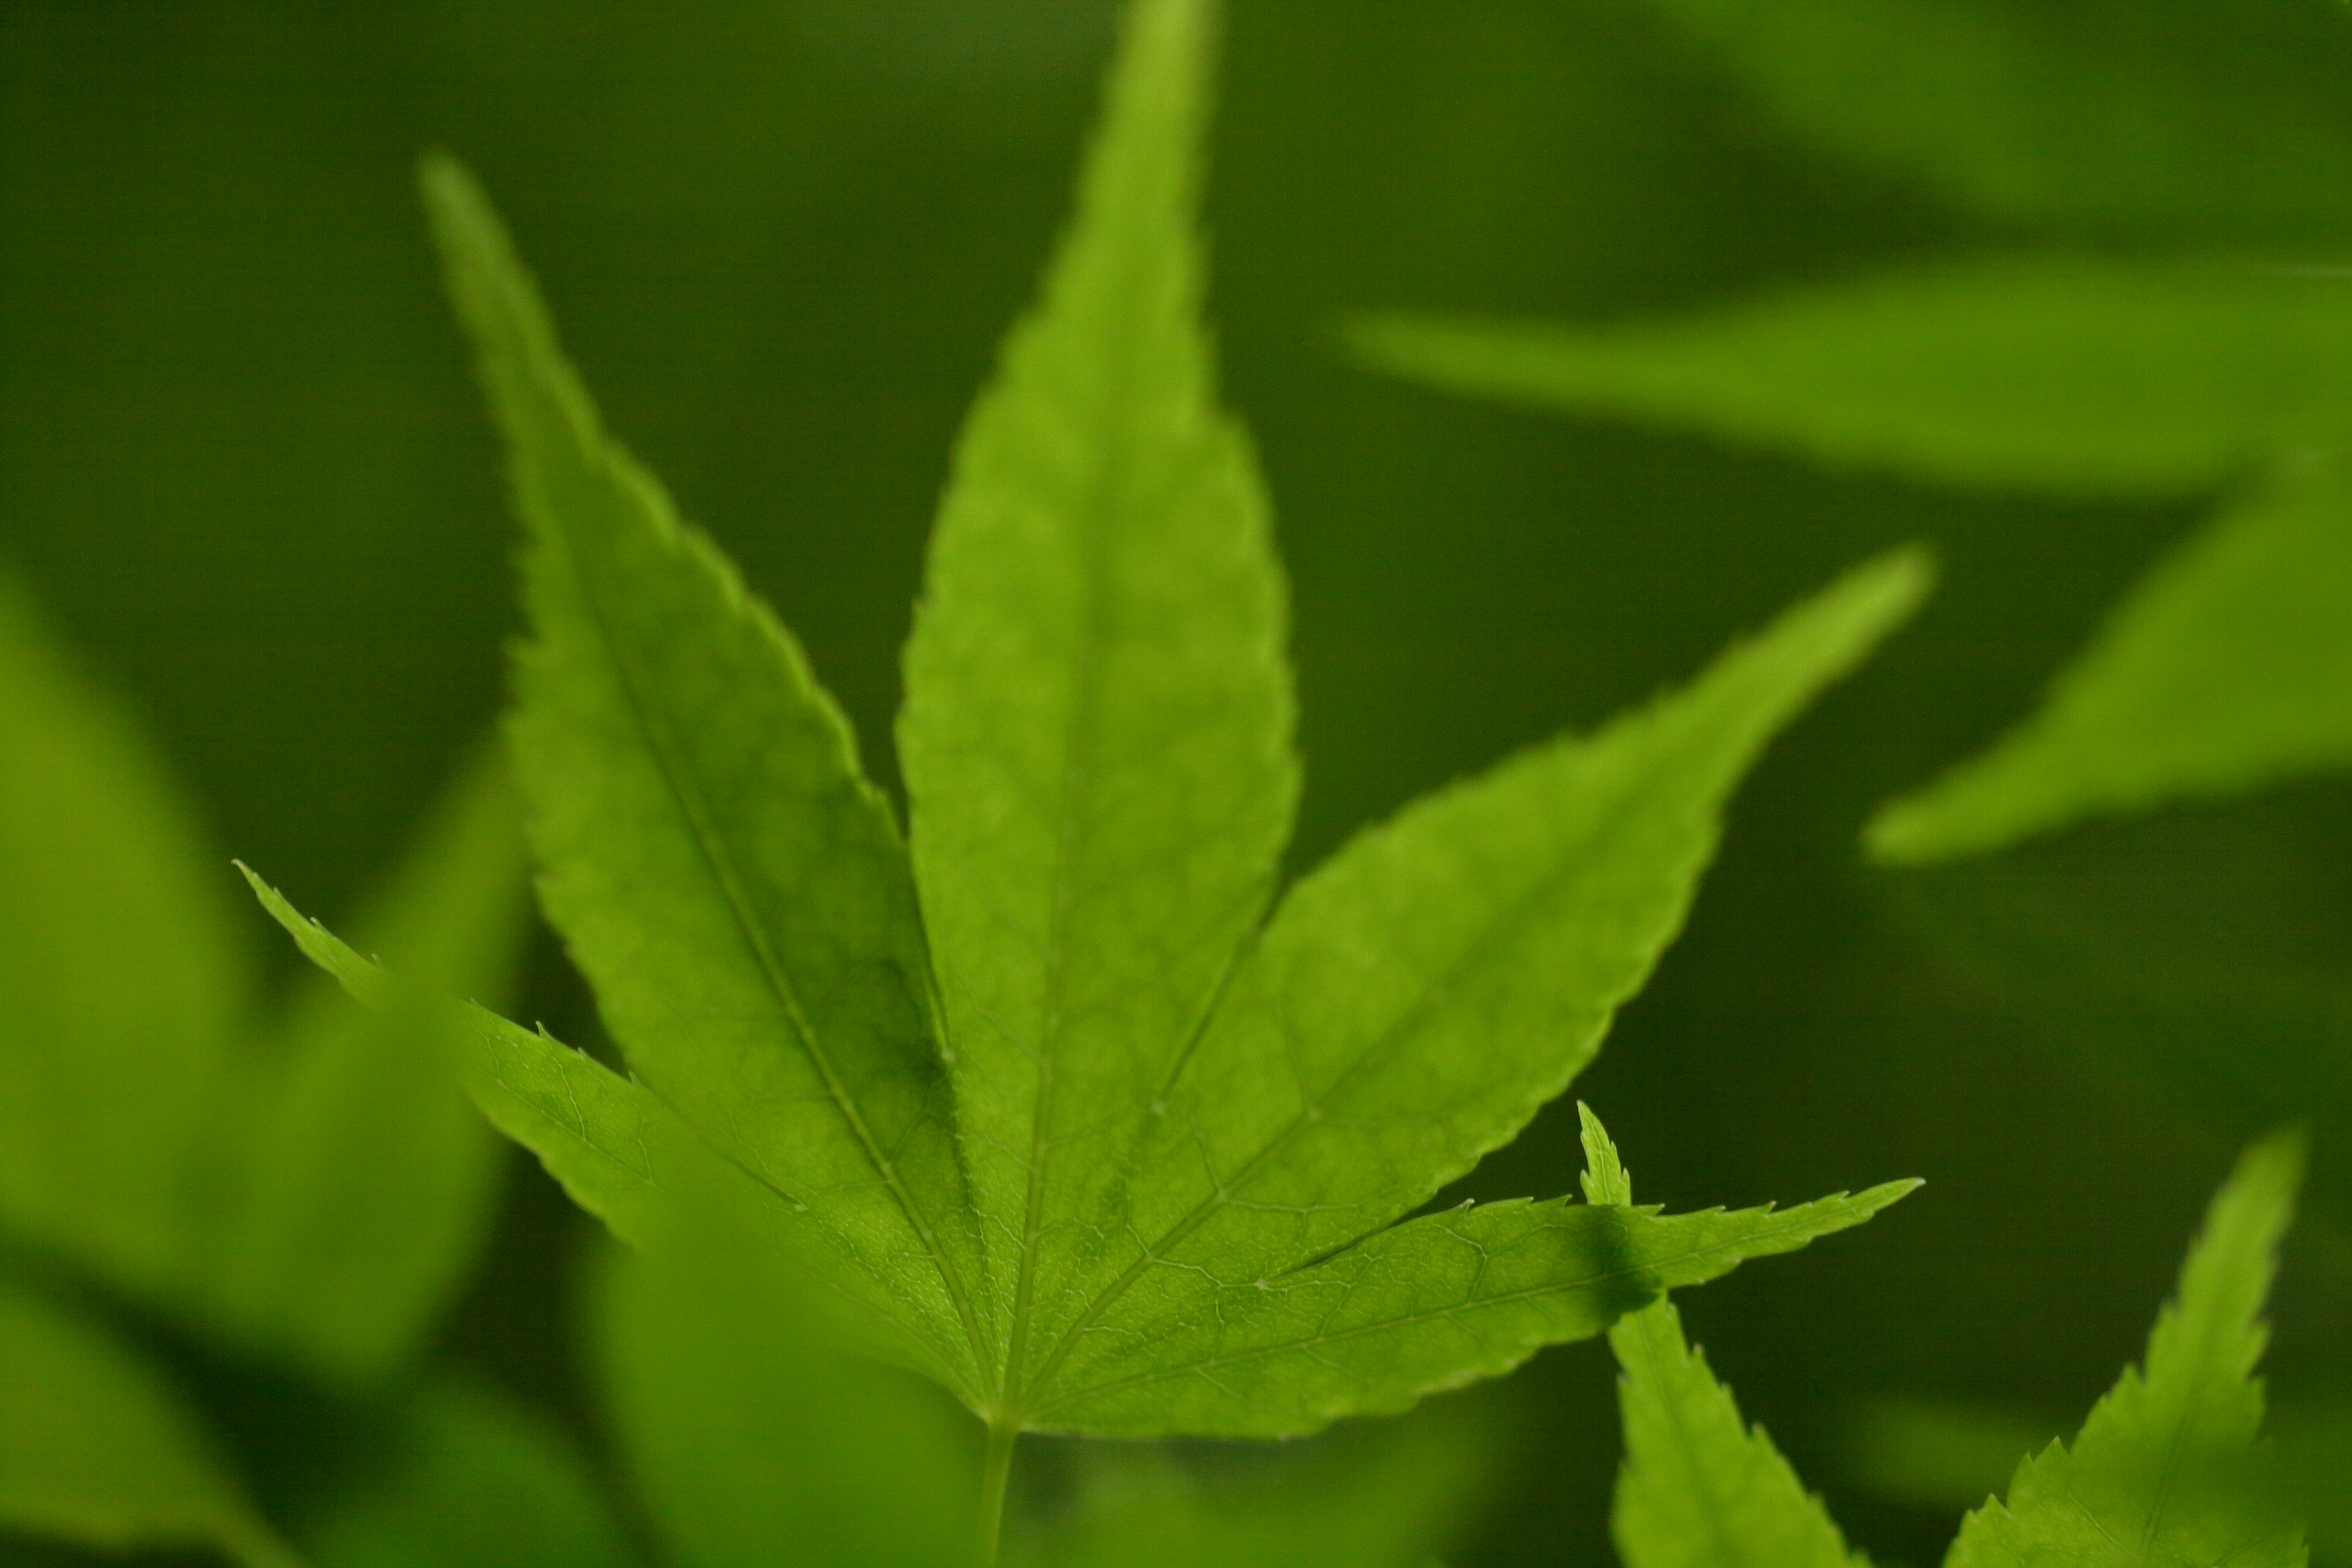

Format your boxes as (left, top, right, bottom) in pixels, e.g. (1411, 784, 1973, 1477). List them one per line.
(245, 839, 959, 1389)
(1031, 1175, 1918, 1438)
(1580, 1107, 1866, 1568)
(247, 876, 978, 1395)
(0, 577, 246, 1301)
(0, 1278, 297, 1568)
(594, 1231, 970, 1568)
(1015, 1400, 1488, 1568)
(1945, 1131, 2309, 1568)
(239, 894, 959, 1400)
(1636, 0, 2352, 238)
(375, 0, 1932, 1453)
(899, 0, 1297, 1400)
(1352, 260, 2352, 500)
(297, 1376, 639, 1568)
(1871, 459, 2352, 862)
(421, 156, 989, 1396)
(2056, 1408, 2345, 1558)
(240, 872, 742, 1255)
(201, 748, 526, 1387)
(1010, 551, 1927, 1433)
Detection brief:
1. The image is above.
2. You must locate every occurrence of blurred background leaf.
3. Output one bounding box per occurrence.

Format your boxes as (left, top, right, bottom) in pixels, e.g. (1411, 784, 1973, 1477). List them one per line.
(1940, 1132, 2307, 1568)
(0, 578, 538, 1558)
(592, 1231, 972, 1568)
(0, 1278, 295, 1568)
(292, 1374, 639, 1568)
(1011, 1399, 1491, 1568)
(0, 577, 249, 1305)
(1354, 260, 2352, 501)
(1872, 459, 2352, 860)
(1634, 0, 2352, 239)
(195, 748, 528, 1390)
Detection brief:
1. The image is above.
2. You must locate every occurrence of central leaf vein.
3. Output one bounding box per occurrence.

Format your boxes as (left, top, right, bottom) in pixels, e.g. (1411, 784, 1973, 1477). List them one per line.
(1030, 1204, 1859, 1412)
(554, 492, 989, 1373)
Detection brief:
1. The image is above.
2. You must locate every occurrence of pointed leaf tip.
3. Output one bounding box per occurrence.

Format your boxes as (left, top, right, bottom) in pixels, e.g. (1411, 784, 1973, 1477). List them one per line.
(399, 0, 1946, 1449)
(1354, 262, 2352, 499)
(1600, 1133, 1898, 1568)
(2209, 1126, 2307, 1245)
(897, 0, 1280, 1415)
(1946, 1128, 2306, 1568)
(1578, 1104, 1634, 1207)
(431, 113, 989, 1397)
(0, 580, 249, 1303)
(205, 756, 526, 1389)
(1860, 795, 1940, 865)
(1867, 459, 2352, 863)
(236, 865, 396, 1019)
(1610, 1295, 1869, 1568)
(1831, 542, 1937, 644)
(417, 153, 508, 281)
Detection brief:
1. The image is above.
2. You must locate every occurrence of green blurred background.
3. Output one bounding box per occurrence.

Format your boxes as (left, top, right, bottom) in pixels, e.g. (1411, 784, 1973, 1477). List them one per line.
(4, 1, 2347, 1562)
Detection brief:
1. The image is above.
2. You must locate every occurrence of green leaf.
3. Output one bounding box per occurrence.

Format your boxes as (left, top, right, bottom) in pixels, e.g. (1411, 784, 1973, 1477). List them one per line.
(0, 576, 247, 1302)
(1634, 0, 2352, 238)
(1358, 265, 2352, 862)
(1871, 458, 2352, 862)
(1015, 550, 1929, 1436)
(0, 1277, 298, 1568)
(897, 0, 1297, 1414)
(1944, 1131, 2309, 1568)
(1028, 1175, 1915, 1439)
(594, 1230, 971, 1568)
(238, 867, 767, 1262)
(2087, 1408, 2349, 1562)
(296, 1376, 639, 1568)
(1580, 1107, 1869, 1568)
(200, 748, 527, 1388)
(360, 0, 1926, 1450)
(0, 574, 526, 1387)
(1014, 1400, 1490, 1568)
(1352, 259, 2352, 501)
(421, 153, 990, 1398)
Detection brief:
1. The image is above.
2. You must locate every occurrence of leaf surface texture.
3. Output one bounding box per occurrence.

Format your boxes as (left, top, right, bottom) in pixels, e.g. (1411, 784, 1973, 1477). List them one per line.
(424, 152, 990, 1395)
(367, 0, 1929, 1441)
(1582, 1107, 1868, 1568)
(897, 0, 1296, 1407)
(1944, 1132, 2309, 1568)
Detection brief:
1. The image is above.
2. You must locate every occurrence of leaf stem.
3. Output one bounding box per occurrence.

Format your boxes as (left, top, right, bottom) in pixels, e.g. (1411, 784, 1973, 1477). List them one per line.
(976, 1418, 1019, 1566)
